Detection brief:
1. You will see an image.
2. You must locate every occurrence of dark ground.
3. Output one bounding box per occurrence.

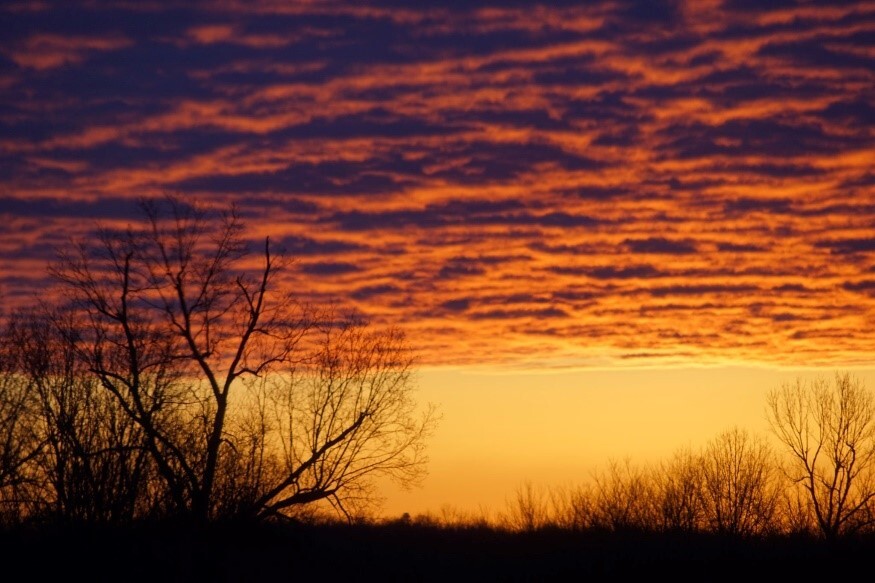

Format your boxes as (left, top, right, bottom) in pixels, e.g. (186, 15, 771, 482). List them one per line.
(1, 521, 871, 582)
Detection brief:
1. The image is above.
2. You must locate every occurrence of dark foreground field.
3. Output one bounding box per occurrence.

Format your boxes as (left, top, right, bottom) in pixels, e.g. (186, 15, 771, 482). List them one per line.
(2, 520, 872, 582)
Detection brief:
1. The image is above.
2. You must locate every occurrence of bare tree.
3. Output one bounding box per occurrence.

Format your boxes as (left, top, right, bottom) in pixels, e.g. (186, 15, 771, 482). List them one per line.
(588, 458, 657, 531)
(0, 316, 43, 523)
(698, 427, 780, 537)
(49, 196, 435, 522)
(245, 317, 437, 521)
(500, 480, 552, 532)
(766, 372, 875, 539)
(10, 308, 157, 524)
(652, 446, 704, 533)
(546, 483, 592, 531)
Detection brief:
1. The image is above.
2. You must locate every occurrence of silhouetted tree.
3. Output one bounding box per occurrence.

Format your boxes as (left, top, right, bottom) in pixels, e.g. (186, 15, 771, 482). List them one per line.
(0, 317, 42, 523)
(48, 196, 435, 522)
(232, 317, 437, 521)
(588, 458, 657, 531)
(698, 427, 780, 536)
(500, 481, 552, 531)
(766, 373, 875, 539)
(545, 483, 592, 531)
(652, 446, 704, 533)
(10, 309, 155, 524)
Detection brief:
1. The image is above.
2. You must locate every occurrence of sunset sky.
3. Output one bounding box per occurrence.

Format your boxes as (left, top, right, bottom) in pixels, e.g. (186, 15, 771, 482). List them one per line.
(1, 0, 874, 517)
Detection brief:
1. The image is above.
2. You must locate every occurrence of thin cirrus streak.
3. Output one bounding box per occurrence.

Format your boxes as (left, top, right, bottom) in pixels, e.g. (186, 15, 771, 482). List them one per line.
(0, 0, 872, 369)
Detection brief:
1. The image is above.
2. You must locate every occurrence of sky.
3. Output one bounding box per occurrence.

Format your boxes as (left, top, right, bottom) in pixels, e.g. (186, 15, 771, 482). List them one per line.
(1, 0, 874, 517)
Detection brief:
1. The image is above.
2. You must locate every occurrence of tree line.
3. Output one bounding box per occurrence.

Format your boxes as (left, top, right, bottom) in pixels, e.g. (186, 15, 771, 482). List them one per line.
(0, 197, 437, 525)
(417, 372, 875, 541)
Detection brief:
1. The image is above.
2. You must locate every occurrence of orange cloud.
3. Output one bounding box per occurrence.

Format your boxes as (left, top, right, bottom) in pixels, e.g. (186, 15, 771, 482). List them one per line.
(7, 33, 131, 70)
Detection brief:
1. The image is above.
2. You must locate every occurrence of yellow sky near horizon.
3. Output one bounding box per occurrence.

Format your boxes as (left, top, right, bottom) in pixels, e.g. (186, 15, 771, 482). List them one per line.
(377, 364, 875, 518)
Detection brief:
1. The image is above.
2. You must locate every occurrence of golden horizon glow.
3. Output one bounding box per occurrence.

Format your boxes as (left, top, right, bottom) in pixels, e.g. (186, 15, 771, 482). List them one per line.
(379, 364, 875, 517)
